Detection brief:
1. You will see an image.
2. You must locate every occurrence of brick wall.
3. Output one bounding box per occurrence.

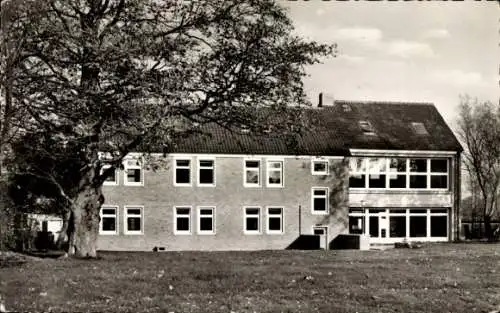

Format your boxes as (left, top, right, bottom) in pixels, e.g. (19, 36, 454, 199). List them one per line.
(97, 156, 350, 251)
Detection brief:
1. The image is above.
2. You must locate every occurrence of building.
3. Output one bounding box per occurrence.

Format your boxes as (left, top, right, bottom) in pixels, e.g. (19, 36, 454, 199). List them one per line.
(97, 100, 462, 251)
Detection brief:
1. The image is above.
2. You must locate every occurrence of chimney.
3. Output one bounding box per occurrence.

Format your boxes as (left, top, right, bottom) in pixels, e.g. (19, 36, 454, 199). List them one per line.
(318, 92, 335, 107)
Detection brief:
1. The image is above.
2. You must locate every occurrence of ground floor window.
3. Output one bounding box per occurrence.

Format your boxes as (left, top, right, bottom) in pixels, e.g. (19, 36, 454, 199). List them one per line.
(174, 206, 191, 234)
(198, 207, 215, 234)
(100, 206, 118, 234)
(124, 206, 143, 235)
(349, 208, 448, 240)
(267, 207, 283, 234)
(244, 207, 261, 234)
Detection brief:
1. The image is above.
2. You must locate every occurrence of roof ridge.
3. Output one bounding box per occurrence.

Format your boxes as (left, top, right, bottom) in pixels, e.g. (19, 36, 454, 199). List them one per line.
(333, 100, 435, 106)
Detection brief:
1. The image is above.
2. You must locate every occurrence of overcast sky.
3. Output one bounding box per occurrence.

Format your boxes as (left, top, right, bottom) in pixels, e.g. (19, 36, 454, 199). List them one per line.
(282, 1, 498, 128)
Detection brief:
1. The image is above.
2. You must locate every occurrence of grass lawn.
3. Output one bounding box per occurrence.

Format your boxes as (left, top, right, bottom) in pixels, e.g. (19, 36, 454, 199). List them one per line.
(1, 243, 499, 313)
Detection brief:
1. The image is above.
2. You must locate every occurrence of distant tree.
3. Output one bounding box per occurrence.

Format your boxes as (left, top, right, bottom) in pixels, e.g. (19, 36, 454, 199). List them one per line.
(457, 96, 500, 240)
(0, 0, 45, 250)
(6, 0, 335, 257)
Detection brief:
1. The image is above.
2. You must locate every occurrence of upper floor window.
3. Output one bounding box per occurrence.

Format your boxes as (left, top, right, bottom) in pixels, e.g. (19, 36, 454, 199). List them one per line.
(267, 160, 284, 187)
(349, 157, 449, 190)
(411, 122, 429, 136)
(124, 158, 143, 186)
(198, 159, 215, 186)
(174, 159, 191, 186)
(99, 206, 118, 235)
(101, 165, 118, 186)
(244, 160, 260, 187)
(312, 188, 329, 214)
(312, 159, 328, 175)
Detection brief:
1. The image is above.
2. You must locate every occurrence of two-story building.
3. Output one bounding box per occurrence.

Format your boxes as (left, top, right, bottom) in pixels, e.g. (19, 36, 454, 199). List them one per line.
(97, 100, 462, 251)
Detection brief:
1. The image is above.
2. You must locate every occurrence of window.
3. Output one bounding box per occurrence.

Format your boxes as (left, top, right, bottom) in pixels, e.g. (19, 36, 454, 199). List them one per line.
(349, 158, 366, 188)
(244, 207, 260, 234)
(312, 159, 328, 175)
(411, 122, 429, 135)
(124, 158, 143, 186)
(368, 158, 386, 188)
(430, 159, 448, 189)
(198, 207, 215, 234)
(348, 209, 365, 234)
(267, 207, 283, 234)
(389, 158, 406, 188)
(174, 207, 191, 234)
(409, 159, 427, 189)
(267, 160, 284, 187)
(359, 120, 376, 135)
(174, 159, 191, 186)
(244, 160, 261, 187)
(349, 157, 449, 190)
(124, 206, 143, 235)
(100, 206, 118, 234)
(101, 165, 118, 186)
(198, 159, 215, 186)
(312, 188, 329, 214)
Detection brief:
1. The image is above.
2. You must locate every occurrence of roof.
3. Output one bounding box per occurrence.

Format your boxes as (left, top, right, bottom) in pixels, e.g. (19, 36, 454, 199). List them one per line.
(157, 100, 463, 156)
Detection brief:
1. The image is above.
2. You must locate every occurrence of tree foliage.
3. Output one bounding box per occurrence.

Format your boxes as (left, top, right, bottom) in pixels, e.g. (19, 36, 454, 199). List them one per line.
(457, 96, 500, 239)
(4, 0, 335, 257)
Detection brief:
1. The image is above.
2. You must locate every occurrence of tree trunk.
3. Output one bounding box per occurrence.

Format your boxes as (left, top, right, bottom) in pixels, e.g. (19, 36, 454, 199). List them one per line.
(66, 185, 103, 258)
(484, 215, 493, 241)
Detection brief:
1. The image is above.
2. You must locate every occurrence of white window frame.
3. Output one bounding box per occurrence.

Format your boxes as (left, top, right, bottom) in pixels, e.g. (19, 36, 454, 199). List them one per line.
(349, 157, 449, 191)
(266, 206, 284, 234)
(197, 206, 215, 235)
(197, 158, 216, 187)
(243, 206, 261, 234)
(311, 187, 329, 214)
(173, 206, 192, 235)
(123, 158, 144, 186)
(99, 205, 118, 235)
(266, 160, 284, 188)
(174, 158, 192, 187)
(124, 205, 144, 235)
(311, 158, 329, 175)
(243, 159, 261, 187)
(101, 165, 118, 186)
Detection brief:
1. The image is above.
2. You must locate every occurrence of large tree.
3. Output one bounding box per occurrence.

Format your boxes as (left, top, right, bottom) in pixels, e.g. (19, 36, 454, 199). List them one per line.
(5, 0, 334, 257)
(457, 96, 500, 240)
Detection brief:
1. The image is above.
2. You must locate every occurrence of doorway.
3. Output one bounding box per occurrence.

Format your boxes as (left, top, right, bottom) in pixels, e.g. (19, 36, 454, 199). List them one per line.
(313, 226, 328, 250)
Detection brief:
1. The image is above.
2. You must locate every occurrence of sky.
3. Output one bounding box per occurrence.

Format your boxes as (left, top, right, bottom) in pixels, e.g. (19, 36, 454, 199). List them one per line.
(281, 1, 499, 128)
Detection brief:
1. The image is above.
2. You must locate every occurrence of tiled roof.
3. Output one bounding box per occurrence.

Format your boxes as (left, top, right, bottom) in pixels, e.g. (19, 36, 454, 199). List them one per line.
(156, 100, 463, 155)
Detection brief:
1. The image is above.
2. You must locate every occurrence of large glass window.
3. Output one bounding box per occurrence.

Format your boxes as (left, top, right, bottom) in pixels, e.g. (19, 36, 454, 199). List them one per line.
(349, 157, 449, 190)
(349, 158, 366, 188)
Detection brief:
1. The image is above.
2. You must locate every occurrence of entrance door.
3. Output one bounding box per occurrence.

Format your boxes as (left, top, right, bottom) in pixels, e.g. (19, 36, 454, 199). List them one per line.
(368, 210, 388, 240)
(313, 226, 328, 250)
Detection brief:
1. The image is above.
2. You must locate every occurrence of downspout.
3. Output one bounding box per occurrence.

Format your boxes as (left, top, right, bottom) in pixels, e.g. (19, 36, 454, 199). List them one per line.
(455, 151, 462, 241)
(298, 205, 302, 235)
